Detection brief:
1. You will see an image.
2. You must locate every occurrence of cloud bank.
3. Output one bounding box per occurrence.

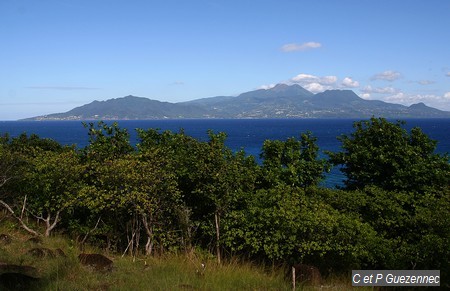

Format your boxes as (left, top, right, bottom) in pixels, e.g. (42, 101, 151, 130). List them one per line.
(288, 74, 361, 92)
(289, 73, 337, 93)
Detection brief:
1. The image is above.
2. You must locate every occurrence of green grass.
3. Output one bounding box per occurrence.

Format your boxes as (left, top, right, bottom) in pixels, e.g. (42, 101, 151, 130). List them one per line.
(0, 221, 374, 290)
(43, 254, 290, 290)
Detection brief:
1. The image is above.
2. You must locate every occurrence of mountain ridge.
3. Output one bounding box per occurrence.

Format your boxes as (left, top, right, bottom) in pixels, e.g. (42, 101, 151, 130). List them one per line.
(23, 84, 450, 120)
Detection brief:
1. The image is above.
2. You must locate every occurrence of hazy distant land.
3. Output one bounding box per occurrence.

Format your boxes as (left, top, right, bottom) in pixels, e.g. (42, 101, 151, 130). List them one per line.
(23, 84, 450, 120)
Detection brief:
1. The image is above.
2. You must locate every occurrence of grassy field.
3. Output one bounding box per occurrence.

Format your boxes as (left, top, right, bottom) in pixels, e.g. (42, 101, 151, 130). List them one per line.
(0, 221, 365, 290)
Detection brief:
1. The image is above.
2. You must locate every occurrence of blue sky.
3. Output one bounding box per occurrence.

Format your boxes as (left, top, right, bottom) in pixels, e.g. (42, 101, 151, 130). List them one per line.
(1, 0, 449, 120)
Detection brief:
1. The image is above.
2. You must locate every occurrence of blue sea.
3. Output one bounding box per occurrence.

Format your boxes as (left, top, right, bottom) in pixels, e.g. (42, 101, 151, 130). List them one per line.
(1, 119, 449, 188)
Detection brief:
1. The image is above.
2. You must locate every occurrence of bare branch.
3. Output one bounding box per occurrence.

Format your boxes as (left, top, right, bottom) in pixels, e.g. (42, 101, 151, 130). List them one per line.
(26, 210, 46, 221)
(20, 195, 27, 220)
(0, 200, 40, 236)
(0, 200, 15, 216)
(81, 216, 102, 244)
(122, 231, 136, 258)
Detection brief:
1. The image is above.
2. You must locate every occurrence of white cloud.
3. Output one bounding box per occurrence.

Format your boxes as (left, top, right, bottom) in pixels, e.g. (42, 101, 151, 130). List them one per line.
(291, 73, 318, 83)
(371, 70, 402, 81)
(321, 76, 338, 85)
(341, 77, 359, 88)
(289, 73, 337, 93)
(446, 72, 450, 77)
(304, 83, 325, 93)
(361, 93, 371, 99)
(289, 73, 361, 92)
(258, 84, 276, 90)
(281, 42, 322, 52)
(290, 74, 337, 85)
(444, 92, 450, 99)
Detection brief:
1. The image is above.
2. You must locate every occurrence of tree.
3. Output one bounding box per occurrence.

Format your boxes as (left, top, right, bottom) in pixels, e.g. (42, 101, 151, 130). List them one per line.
(77, 122, 179, 254)
(0, 133, 80, 237)
(136, 128, 205, 253)
(195, 131, 257, 264)
(82, 121, 134, 161)
(79, 146, 180, 255)
(328, 117, 450, 191)
(343, 185, 450, 273)
(326, 118, 449, 276)
(8, 133, 63, 155)
(260, 131, 328, 188)
(223, 185, 377, 270)
(0, 141, 31, 232)
(21, 148, 84, 236)
(0, 139, 17, 189)
(137, 128, 259, 261)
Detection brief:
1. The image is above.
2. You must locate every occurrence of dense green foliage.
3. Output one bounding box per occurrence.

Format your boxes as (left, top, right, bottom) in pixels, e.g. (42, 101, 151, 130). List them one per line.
(328, 117, 450, 191)
(0, 117, 448, 279)
(260, 131, 329, 188)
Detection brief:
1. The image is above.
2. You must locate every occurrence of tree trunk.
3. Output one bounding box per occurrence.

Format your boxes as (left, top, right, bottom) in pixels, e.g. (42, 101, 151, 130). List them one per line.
(186, 224, 192, 255)
(44, 211, 61, 237)
(134, 217, 141, 258)
(214, 211, 221, 265)
(145, 236, 153, 256)
(180, 206, 193, 254)
(142, 214, 154, 256)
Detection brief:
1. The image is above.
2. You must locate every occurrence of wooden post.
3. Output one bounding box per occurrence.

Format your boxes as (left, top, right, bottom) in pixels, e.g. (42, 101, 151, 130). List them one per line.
(292, 266, 296, 290)
(214, 212, 221, 265)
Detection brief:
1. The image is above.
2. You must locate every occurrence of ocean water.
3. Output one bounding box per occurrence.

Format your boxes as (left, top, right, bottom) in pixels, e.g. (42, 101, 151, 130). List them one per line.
(1, 119, 449, 188)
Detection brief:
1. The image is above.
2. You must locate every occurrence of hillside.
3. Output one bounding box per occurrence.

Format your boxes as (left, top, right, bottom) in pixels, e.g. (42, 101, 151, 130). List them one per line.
(23, 84, 450, 120)
(26, 95, 209, 120)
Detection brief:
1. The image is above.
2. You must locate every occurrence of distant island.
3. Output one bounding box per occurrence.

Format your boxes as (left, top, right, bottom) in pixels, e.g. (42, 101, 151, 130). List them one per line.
(23, 84, 450, 120)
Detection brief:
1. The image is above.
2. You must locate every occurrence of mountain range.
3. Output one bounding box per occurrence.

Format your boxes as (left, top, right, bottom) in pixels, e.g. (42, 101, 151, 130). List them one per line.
(24, 84, 450, 120)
